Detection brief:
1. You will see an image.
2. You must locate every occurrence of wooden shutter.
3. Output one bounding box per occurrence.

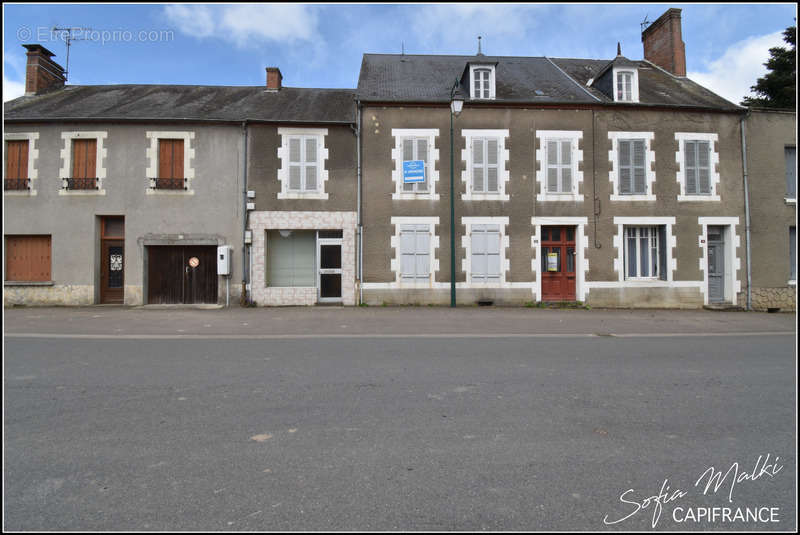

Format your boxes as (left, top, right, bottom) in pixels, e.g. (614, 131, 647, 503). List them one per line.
(72, 139, 97, 178)
(6, 140, 29, 179)
(5, 235, 51, 282)
(158, 139, 184, 179)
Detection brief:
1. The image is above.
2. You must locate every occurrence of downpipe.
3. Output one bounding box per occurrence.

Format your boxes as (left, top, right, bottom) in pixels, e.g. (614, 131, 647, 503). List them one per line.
(740, 113, 752, 311)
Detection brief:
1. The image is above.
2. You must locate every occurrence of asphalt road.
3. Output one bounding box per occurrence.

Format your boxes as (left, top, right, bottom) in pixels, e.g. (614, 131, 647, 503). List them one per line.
(3, 310, 797, 531)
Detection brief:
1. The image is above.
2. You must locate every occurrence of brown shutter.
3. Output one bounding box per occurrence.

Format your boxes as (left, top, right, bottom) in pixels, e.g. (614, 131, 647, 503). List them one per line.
(5, 236, 51, 282)
(6, 140, 29, 179)
(159, 139, 184, 179)
(172, 139, 184, 179)
(72, 139, 96, 178)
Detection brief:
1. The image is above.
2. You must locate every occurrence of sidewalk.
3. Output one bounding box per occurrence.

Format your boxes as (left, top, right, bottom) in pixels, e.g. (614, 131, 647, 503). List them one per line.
(3, 305, 796, 337)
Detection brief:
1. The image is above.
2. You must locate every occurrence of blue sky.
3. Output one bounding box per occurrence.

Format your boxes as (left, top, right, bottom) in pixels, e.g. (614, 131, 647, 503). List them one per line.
(3, 3, 797, 103)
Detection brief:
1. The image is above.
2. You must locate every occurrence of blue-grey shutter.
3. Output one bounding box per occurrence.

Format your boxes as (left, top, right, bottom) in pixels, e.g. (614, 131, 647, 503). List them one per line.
(473, 139, 484, 192)
(561, 140, 572, 192)
(786, 147, 796, 199)
(547, 140, 559, 192)
(402, 139, 414, 192)
(289, 137, 302, 190)
(417, 138, 429, 191)
(487, 138, 498, 192)
(697, 141, 710, 194)
(685, 140, 697, 194)
(633, 140, 646, 194)
(618, 140, 632, 194)
(658, 225, 667, 281)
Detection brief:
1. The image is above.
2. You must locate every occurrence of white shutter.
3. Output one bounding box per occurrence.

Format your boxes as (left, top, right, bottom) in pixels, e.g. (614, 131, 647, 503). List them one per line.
(473, 138, 484, 192)
(417, 138, 428, 191)
(618, 140, 632, 194)
(561, 140, 572, 192)
(632, 140, 646, 194)
(487, 138, 498, 192)
(697, 141, 710, 194)
(547, 141, 559, 192)
(685, 140, 697, 194)
(416, 228, 430, 278)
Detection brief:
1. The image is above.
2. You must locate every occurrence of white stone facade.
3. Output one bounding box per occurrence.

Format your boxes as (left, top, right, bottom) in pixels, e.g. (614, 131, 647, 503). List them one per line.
(248, 211, 357, 306)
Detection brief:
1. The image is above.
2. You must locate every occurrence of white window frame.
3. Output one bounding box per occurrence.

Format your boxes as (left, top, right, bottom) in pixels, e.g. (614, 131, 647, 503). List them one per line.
(623, 226, 661, 280)
(612, 217, 676, 284)
(277, 127, 329, 200)
(3, 132, 39, 197)
(469, 65, 496, 100)
(531, 217, 589, 302)
(608, 131, 656, 201)
(535, 130, 584, 201)
(613, 68, 639, 103)
(461, 129, 510, 201)
(461, 216, 510, 286)
(675, 133, 720, 201)
(697, 217, 742, 305)
(391, 129, 440, 200)
(145, 131, 196, 196)
(58, 131, 108, 196)
(389, 217, 439, 287)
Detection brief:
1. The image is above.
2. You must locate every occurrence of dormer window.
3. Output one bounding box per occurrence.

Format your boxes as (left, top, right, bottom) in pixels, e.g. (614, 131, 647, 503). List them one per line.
(613, 68, 639, 102)
(469, 65, 495, 100)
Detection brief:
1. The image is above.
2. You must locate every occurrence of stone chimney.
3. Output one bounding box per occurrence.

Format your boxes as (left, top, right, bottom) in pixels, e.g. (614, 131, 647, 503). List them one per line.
(266, 67, 282, 90)
(23, 44, 66, 95)
(641, 8, 686, 77)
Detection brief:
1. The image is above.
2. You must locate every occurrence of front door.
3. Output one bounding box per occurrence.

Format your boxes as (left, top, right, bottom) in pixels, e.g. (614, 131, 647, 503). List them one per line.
(100, 217, 124, 304)
(318, 231, 343, 302)
(707, 226, 725, 303)
(541, 226, 576, 301)
(147, 245, 218, 304)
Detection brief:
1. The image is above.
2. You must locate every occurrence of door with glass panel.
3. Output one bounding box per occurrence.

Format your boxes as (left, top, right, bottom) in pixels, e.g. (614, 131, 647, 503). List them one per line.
(707, 226, 725, 303)
(318, 230, 342, 302)
(541, 226, 576, 301)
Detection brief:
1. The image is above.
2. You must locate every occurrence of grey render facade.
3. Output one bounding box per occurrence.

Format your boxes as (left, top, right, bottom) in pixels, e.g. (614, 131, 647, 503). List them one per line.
(3, 8, 796, 310)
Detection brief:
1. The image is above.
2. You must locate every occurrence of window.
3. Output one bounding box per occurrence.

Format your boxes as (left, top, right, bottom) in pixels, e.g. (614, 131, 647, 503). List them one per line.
(401, 137, 429, 193)
(5, 140, 29, 191)
(277, 128, 328, 199)
(5, 235, 51, 282)
(609, 132, 655, 201)
(156, 139, 185, 189)
(684, 140, 711, 195)
(536, 131, 583, 201)
(469, 65, 495, 100)
(69, 139, 97, 190)
(787, 147, 796, 200)
(399, 224, 431, 281)
(790, 227, 796, 283)
(462, 130, 509, 200)
(616, 72, 632, 101)
(470, 224, 502, 282)
(266, 230, 316, 287)
(546, 139, 573, 193)
(471, 137, 500, 193)
(624, 226, 667, 280)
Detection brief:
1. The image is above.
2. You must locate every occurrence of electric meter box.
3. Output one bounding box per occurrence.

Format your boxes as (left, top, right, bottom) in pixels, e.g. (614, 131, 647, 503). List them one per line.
(217, 245, 232, 275)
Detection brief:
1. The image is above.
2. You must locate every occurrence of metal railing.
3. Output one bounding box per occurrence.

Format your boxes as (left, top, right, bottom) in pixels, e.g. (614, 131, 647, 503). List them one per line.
(66, 177, 98, 190)
(4, 178, 30, 191)
(152, 177, 187, 190)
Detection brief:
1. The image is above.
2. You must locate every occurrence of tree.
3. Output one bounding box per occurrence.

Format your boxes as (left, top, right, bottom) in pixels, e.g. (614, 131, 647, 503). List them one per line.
(741, 25, 796, 109)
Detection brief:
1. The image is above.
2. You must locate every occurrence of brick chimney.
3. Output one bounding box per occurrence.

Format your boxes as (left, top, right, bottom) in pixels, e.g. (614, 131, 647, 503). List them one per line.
(23, 44, 66, 95)
(641, 8, 686, 77)
(266, 67, 282, 90)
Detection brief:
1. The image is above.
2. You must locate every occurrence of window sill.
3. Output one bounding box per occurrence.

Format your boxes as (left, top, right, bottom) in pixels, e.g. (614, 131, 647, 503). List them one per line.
(785, 198, 796, 205)
(59, 189, 106, 196)
(462, 193, 510, 201)
(278, 192, 329, 200)
(536, 193, 584, 202)
(4, 190, 37, 196)
(5, 280, 54, 287)
(788, 280, 796, 286)
(146, 188, 195, 196)
(678, 194, 721, 202)
(610, 194, 656, 201)
(392, 192, 439, 201)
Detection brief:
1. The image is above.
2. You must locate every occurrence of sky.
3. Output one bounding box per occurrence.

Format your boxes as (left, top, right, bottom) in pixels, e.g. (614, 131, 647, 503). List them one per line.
(2, 3, 797, 104)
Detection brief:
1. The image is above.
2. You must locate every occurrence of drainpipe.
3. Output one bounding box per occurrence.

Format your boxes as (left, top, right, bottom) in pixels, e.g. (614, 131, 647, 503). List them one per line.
(241, 120, 249, 305)
(740, 112, 752, 311)
(356, 99, 363, 305)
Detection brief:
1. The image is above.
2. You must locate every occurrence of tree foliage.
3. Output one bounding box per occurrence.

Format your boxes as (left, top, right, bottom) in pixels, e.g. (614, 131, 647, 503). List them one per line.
(741, 25, 796, 109)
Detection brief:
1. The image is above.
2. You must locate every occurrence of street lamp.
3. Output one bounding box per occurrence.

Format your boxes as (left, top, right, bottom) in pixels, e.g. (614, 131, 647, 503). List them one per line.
(449, 81, 464, 308)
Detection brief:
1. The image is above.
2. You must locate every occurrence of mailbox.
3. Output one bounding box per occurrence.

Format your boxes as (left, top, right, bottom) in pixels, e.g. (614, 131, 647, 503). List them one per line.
(217, 245, 232, 275)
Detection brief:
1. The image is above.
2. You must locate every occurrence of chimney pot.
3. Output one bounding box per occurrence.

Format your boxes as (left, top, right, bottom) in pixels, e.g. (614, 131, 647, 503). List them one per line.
(23, 43, 66, 95)
(641, 8, 686, 76)
(266, 67, 282, 90)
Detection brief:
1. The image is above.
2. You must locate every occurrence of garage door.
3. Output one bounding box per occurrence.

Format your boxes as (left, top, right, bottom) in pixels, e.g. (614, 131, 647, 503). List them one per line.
(147, 246, 218, 304)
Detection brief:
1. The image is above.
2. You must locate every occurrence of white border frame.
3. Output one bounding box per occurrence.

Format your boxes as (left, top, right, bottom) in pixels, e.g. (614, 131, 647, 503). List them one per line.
(277, 127, 329, 200)
(461, 216, 510, 287)
(608, 131, 656, 201)
(531, 216, 589, 301)
(675, 133, 721, 202)
(461, 129, 510, 201)
(697, 216, 741, 305)
(535, 130, 584, 202)
(388, 216, 440, 287)
(59, 131, 108, 196)
(469, 64, 496, 100)
(612, 216, 677, 283)
(3, 132, 39, 197)
(145, 131, 196, 196)
(391, 129, 440, 200)
(612, 67, 639, 103)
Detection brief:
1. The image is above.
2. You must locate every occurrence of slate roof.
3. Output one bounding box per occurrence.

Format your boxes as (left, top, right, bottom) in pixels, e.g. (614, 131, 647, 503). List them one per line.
(4, 85, 356, 123)
(357, 53, 742, 111)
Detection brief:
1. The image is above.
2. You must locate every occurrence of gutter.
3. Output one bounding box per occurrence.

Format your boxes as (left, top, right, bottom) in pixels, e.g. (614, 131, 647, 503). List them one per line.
(740, 111, 753, 311)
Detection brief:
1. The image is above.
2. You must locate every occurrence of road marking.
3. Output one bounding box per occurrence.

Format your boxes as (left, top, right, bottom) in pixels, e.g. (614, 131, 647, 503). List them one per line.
(3, 331, 794, 340)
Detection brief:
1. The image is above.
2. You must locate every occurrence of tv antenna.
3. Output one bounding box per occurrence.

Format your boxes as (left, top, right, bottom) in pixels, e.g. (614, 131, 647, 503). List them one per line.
(51, 26, 92, 81)
(640, 15, 651, 33)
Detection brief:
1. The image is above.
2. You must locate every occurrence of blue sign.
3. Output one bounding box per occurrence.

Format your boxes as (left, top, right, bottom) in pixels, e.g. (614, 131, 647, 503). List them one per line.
(403, 160, 425, 183)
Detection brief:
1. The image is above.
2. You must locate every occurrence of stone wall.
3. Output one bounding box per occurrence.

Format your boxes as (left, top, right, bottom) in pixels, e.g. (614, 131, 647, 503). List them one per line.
(750, 286, 796, 311)
(4, 284, 93, 306)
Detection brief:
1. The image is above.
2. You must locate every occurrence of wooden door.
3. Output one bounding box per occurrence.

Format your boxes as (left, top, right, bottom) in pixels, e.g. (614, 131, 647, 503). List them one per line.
(147, 246, 217, 304)
(707, 226, 725, 303)
(100, 217, 124, 304)
(182, 246, 218, 304)
(541, 226, 576, 301)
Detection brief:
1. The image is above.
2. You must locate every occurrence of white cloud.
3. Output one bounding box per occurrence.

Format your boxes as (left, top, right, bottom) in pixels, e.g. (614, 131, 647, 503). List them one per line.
(687, 31, 786, 104)
(3, 75, 25, 101)
(164, 4, 319, 47)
